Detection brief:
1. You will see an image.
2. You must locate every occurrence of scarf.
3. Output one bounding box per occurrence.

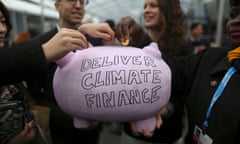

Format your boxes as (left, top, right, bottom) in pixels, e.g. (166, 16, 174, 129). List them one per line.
(227, 46, 240, 71)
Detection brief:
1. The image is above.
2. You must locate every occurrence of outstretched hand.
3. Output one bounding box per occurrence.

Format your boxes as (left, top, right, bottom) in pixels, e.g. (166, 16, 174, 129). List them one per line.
(8, 121, 36, 144)
(130, 107, 169, 138)
(78, 23, 115, 43)
(115, 16, 147, 47)
(42, 28, 89, 62)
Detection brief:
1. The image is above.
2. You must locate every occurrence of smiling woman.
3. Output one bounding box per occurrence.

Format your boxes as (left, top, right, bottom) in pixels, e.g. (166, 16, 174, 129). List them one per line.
(115, 0, 191, 143)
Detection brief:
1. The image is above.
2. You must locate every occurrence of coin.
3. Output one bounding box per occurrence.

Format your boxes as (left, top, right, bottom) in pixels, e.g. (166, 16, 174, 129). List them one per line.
(121, 39, 130, 46)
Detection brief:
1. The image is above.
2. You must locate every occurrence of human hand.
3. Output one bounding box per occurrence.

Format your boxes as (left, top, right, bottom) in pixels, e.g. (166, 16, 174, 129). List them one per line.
(78, 23, 115, 43)
(130, 107, 168, 138)
(115, 16, 147, 47)
(8, 121, 36, 144)
(42, 28, 88, 62)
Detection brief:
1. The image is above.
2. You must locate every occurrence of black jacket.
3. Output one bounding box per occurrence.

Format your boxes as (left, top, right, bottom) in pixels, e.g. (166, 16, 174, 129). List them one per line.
(169, 47, 240, 144)
(0, 42, 47, 87)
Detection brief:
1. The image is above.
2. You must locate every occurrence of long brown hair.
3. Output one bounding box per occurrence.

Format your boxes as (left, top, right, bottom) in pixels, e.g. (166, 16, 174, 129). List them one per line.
(155, 0, 186, 56)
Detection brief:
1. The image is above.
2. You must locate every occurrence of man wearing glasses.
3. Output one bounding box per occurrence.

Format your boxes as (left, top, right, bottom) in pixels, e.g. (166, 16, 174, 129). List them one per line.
(55, 0, 88, 28)
(26, 0, 104, 144)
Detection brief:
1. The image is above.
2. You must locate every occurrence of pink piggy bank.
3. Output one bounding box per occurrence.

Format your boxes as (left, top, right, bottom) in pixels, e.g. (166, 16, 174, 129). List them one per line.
(53, 42, 171, 132)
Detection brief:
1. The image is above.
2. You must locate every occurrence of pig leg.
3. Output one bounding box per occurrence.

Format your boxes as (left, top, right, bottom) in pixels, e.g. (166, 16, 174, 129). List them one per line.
(73, 118, 91, 128)
(135, 116, 156, 133)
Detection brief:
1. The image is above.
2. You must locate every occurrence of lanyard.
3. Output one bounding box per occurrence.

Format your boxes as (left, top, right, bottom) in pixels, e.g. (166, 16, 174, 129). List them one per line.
(202, 67, 237, 128)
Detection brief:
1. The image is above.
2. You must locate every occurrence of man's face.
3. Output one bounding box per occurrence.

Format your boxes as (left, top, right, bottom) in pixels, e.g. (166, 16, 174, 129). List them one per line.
(55, 0, 85, 28)
(226, 1, 240, 47)
(192, 25, 203, 39)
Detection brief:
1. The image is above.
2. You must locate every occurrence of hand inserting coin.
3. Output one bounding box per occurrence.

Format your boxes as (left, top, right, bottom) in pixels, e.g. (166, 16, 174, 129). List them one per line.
(121, 35, 131, 46)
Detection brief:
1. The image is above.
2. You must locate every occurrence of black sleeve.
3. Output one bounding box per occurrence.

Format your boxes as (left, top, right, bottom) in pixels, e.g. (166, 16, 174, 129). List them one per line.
(139, 34, 152, 48)
(0, 43, 48, 86)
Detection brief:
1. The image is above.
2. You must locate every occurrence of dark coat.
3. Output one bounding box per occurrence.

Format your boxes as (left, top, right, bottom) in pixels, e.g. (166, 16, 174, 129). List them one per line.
(0, 42, 47, 86)
(169, 47, 240, 144)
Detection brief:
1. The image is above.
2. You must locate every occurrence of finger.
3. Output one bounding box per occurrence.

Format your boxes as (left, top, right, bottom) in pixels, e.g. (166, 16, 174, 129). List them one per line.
(18, 123, 32, 137)
(95, 31, 113, 41)
(130, 122, 140, 136)
(159, 107, 169, 116)
(69, 31, 88, 42)
(142, 128, 154, 138)
(70, 35, 89, 49)
(115, 21, 125, 41)
(21, 125, 29, 135)
(121, 20, 130, 40)
(71, 42, 88, 50)
(101, 28, 115, 42)
(61, 28, 88, 42)
(156, 114, 163, 129)
(25, 121, 34, 134)
(119, 17, 130, 40)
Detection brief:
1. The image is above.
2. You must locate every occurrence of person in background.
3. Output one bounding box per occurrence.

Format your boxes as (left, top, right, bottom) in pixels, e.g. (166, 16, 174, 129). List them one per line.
(12, 31, 31, 45)
(26, 0, 114, 144)
(117, 0, 240, 143)
(187, 23, 210, 54)
(116, 0, 190, 143)
(0, 2, 37, 144)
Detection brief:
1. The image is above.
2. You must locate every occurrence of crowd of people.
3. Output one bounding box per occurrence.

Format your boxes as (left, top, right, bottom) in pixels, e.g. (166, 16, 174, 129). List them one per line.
(1, 0, 240, 144)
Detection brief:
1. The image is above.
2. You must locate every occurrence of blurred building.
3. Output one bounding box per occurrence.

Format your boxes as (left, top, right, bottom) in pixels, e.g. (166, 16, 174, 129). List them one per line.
(2, 0, 58, 39)
(2, 0, 230, 47)
(182, 0, 230, 46)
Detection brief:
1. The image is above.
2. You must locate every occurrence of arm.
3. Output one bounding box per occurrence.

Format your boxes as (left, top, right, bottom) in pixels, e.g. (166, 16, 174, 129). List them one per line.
(0, 42, 47, 86)
(0, 28, 89, 86)
(115, 16, 150, 47)
(78, 23, 115, 43)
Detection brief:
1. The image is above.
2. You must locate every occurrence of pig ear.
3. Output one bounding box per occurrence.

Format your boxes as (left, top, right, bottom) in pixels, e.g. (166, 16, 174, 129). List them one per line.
(55, 42, 93, 67)
(55, 51, 75, 68)
(142, 42, 162, 58)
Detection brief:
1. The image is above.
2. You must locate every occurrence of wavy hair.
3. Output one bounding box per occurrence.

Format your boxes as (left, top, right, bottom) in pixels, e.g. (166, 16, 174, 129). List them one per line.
(155, 0, 186, 56)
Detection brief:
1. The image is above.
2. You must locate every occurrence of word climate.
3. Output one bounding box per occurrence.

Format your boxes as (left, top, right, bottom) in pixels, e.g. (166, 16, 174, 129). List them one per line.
(79, 55, 164, 108)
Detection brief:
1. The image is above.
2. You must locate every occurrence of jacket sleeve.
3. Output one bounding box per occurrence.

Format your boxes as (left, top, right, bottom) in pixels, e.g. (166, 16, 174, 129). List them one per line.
(0, 42, 48, 86)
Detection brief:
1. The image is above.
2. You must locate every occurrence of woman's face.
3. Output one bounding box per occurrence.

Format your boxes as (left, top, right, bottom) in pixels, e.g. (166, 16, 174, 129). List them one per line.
(0, 10, 7, 48)
(143, 0, 160, 29)
(226, 3, 240, 48)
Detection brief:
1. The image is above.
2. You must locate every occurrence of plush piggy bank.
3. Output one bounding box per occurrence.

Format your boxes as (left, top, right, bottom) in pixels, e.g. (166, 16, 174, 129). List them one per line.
(53, 42, 171, 132)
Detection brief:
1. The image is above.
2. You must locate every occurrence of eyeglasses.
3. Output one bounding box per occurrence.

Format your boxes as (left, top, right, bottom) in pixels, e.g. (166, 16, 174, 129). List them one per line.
(64, 0, 89, 5)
